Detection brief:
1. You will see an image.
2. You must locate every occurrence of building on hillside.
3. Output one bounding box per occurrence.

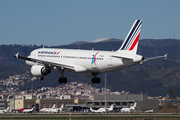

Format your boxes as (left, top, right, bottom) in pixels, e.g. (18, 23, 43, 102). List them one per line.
(0, 95, 8, 110)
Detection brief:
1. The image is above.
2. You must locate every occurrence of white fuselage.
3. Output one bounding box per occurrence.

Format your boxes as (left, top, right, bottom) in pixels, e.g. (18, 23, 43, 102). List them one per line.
(90, 104, 114, 113)
(120, 108, 133, 113)
(0, 110, 6, 113)
(145, 109, 153, 113)
(23, 108, 34, 113)
(40, 108, 62, 113)
(26, 48, 143, 75)
(40, 104, 63, 113)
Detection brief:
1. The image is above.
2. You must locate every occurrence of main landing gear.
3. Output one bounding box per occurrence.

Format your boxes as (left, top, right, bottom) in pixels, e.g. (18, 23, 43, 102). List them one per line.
(91, 77, 100, 84)
(58, 68, 67, 84)
(58, 77, 67, 84)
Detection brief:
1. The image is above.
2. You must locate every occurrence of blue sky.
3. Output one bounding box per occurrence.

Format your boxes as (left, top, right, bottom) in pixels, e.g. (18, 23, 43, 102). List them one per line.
(0, 0, 180, 46)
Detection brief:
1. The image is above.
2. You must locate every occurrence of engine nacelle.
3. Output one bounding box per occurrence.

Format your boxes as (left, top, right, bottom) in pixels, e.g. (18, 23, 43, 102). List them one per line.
(31, 65, 50, 77)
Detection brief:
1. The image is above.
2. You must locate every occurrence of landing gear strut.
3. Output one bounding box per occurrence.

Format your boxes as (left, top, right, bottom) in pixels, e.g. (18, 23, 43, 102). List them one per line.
(58, 67, 67, 84)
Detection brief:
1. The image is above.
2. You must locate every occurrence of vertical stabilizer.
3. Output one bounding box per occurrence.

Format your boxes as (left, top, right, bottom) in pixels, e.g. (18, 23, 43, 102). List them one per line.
(130, 102, 137, 110)
(108, 104, 114, 111)
(61, 104, 64, 109)
(117, 20, 142, 54)
(52, 104, 55, 109)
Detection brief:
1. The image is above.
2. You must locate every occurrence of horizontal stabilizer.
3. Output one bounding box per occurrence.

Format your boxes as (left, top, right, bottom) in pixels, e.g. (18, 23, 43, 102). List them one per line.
(141, 54, 167, 63)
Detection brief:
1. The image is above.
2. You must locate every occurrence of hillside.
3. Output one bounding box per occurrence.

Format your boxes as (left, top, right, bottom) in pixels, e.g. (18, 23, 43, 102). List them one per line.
(0, 39, 180, 96)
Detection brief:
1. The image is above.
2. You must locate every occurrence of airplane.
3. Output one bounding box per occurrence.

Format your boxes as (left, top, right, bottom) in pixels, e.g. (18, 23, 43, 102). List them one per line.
(90, 104, 114, 113)
(14, 20, 167, 84)
(48, 104, 64, 113)
(145, 109, 154, 113)
(0, 107, 9, 114)
(39, 104, 55, 112)
(58, 104, 64, 112)
(120, 102, 137, 113)
(22, 105, 35, 113)
(40, 104, 64, 113)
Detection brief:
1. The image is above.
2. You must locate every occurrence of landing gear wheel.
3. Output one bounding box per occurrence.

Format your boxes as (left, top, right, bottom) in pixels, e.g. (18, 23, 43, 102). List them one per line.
(91, 77, 101, 84)
(62, 77, 67, 84)
(58, 77, 67, 84)
(39, 76, 44, 80)
(58, 77, 63, 84)
(96, 77, 100, 84)
(92, 78, 96, 84)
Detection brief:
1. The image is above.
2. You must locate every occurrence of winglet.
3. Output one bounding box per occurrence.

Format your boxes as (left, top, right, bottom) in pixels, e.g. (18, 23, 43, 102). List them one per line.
(15, 52, 19, 58)
(164, 54, 168, 59)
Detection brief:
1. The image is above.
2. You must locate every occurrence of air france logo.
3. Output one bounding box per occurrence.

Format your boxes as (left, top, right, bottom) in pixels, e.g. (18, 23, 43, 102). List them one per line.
(56, 51, 60, 55)
(91, 52, 99, 66)
(38, 51, 60, 55)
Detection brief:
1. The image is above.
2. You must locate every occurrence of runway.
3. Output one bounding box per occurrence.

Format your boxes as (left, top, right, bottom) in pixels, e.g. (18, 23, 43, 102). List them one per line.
(0, 113, 180, 120)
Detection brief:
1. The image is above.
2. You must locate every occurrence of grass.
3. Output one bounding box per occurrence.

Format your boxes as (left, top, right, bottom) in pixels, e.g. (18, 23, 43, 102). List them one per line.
(0, 113, 180, 120)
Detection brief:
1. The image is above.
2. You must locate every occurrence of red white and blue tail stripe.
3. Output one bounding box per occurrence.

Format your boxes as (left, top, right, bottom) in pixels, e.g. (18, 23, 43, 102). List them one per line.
(118, 20, 142, 54)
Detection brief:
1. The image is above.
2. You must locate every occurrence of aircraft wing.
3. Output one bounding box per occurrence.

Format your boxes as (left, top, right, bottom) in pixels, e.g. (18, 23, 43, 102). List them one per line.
(14, 53, 87, 72)
(141, 54, 167, 63)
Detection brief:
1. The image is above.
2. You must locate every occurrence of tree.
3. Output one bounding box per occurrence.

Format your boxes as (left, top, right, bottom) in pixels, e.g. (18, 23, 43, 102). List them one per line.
(168, 89, 174, 98)
(168, 89, 174, 108)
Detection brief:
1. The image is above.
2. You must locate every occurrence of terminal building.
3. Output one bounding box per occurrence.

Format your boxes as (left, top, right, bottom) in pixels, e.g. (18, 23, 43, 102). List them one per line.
(14, 95, 87, 111)
(1, 94, 158, 112)
(86, 94, 159, 111)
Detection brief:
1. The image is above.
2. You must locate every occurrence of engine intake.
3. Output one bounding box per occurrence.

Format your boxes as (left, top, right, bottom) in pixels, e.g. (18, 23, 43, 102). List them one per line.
(31, 65, 50, 77)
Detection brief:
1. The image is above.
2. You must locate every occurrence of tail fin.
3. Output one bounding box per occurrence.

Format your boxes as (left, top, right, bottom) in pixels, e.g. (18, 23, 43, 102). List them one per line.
(90, 107, 94, 112)
(61, 104, 64, 109)
(31, 106, 35, 111)
(117, 20, 142, 54)
(108, 104, 114, 111)
(110, 104, 114, 109)
(133, 102, 137, 108)
(52, 104, 55, 109)
(130, 102, 137, 110)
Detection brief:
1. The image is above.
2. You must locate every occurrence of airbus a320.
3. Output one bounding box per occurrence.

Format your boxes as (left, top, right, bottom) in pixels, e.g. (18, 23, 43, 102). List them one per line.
(15, 20, 167, 84)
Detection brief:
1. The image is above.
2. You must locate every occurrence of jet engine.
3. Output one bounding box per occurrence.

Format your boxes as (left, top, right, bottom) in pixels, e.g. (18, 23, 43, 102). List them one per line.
(31, 65, 50, 77)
